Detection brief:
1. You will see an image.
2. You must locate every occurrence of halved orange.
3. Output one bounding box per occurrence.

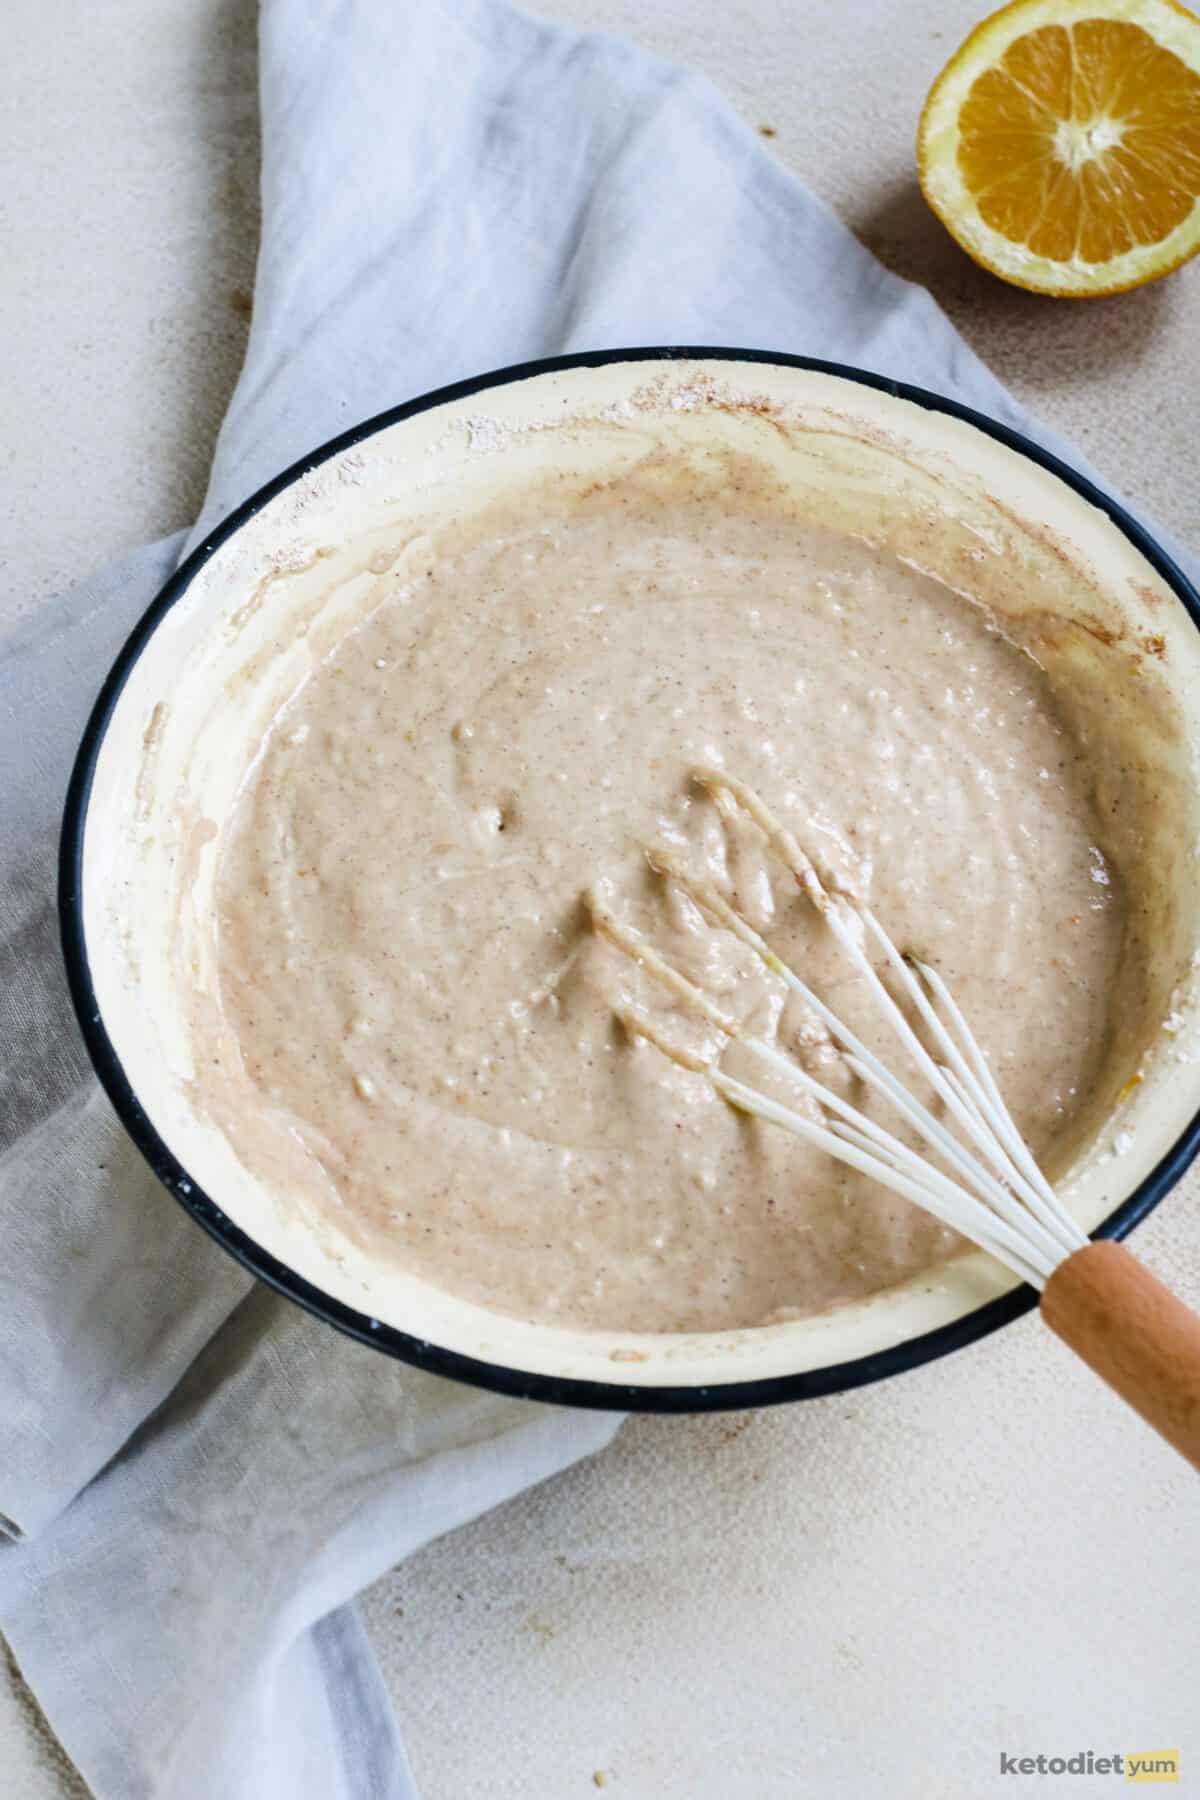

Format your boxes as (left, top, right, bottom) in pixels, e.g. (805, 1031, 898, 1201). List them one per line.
(918, 0, 1200, 295)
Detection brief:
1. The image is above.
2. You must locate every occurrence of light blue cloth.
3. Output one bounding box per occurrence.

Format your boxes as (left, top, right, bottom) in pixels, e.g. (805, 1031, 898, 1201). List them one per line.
(1, 2, 1189, 1797)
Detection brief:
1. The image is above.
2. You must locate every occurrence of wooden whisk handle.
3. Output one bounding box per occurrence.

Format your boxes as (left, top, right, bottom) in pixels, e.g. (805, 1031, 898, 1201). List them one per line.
(1040, 1241, 1200, 1471)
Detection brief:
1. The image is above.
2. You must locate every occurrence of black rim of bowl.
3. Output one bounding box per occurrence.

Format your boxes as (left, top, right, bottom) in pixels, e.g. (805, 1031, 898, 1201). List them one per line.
(59, 345, 1200, 1414)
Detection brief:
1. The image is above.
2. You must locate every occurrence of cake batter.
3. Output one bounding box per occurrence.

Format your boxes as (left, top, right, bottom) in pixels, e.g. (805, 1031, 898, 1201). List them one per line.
(210, 468, 1124, 1331)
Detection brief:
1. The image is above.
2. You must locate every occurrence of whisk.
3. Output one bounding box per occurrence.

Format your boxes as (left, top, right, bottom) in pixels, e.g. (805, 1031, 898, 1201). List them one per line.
(591, 770, 1200, 1469)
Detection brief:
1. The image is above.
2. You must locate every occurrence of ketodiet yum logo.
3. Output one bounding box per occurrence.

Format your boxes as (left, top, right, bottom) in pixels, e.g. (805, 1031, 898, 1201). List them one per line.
(999, 1750, 1179, 1783)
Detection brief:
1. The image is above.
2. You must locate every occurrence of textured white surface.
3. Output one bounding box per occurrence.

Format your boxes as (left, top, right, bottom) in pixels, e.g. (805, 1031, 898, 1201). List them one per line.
(4, 0, 1198, 1795)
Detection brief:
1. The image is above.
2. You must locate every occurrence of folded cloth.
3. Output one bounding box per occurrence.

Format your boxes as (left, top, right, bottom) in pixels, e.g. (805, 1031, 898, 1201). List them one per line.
(1, 1, 1192, 1797)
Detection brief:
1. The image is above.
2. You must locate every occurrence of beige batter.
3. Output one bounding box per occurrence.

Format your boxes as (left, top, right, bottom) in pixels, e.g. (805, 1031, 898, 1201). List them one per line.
(210, 467, 1125, 1333)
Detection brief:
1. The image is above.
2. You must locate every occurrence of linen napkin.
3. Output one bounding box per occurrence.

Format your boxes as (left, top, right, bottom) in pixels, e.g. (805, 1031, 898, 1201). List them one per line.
(2, 1, 1191, 1797)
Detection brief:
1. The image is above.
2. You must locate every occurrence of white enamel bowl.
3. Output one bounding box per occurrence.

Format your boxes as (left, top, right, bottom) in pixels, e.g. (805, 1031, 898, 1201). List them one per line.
(60, 351, 1200, 1411)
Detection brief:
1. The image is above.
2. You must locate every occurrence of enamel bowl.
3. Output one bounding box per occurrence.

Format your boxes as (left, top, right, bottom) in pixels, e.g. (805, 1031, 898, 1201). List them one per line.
(60, 350, 1200, 1410)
